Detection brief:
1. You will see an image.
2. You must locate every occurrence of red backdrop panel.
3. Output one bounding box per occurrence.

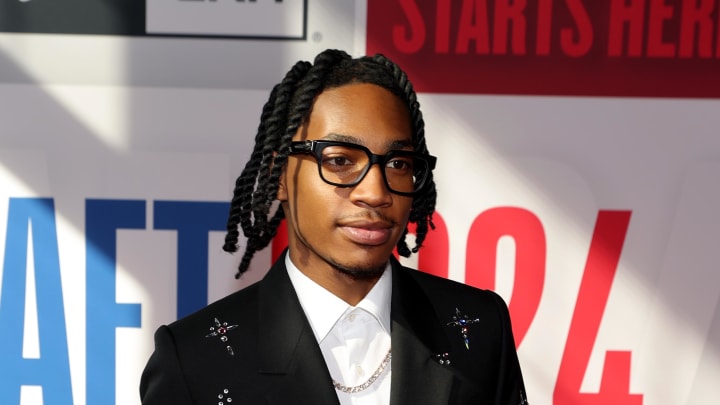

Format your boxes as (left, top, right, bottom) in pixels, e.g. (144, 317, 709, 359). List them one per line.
(367, 0, 720, 98)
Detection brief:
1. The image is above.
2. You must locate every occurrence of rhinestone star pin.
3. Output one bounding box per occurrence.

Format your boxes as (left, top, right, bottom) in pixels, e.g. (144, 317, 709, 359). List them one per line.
(205, 317, 239, 356)
(446, 307, 480, 350)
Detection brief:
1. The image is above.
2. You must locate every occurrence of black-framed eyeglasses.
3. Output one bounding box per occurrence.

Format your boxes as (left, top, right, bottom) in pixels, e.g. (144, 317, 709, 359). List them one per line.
(288, 140, 437, 196)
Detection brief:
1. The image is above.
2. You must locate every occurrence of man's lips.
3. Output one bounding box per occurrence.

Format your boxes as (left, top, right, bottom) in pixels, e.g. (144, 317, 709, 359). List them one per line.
(338, 220, 393, 246)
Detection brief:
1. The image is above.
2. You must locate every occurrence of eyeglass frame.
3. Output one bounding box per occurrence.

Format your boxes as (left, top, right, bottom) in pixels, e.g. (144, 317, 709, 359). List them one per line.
(287, 140, 437, 197)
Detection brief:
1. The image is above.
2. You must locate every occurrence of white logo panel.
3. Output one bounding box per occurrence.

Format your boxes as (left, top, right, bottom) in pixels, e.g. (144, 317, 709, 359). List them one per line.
(146, 0, 305, 38)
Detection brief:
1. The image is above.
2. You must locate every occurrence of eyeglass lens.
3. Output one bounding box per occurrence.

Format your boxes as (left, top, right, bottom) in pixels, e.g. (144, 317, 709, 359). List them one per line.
(318, 144, 427, 193)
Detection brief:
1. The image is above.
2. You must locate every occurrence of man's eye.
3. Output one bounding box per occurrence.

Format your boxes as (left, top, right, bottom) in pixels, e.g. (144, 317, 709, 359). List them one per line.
(387, 158, 412, 171)
(323, 156, 353, 167)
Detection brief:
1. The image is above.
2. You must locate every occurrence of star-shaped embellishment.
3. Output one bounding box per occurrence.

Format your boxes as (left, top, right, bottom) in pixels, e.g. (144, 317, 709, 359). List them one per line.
(205, 317, 239, 356)
(446, 307, 480, 350)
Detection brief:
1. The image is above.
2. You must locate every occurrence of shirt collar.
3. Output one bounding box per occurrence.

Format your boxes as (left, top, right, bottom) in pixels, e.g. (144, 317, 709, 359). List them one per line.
(285, 252, 392, 343)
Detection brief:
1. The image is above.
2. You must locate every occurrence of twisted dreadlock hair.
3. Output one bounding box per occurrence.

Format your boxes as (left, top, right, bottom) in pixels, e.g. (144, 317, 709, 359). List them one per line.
(223, 49, 437, 278)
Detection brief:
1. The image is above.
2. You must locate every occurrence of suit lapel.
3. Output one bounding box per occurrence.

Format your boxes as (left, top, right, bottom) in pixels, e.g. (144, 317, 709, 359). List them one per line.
(389, 259, 456, 405)
(257, 257, 340, 405)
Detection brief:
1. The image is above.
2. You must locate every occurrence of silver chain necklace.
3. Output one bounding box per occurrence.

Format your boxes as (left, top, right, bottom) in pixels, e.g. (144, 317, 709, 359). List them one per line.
(331, 347, 392, 394)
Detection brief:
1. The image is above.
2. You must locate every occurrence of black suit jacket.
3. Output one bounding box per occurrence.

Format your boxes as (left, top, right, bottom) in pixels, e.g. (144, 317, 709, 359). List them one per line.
(140, 256, 527, 404)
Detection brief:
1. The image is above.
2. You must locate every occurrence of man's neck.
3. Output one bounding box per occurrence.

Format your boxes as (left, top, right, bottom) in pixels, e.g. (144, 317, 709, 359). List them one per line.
(287, 252, 387, 306)
(316, 269, 382, 306)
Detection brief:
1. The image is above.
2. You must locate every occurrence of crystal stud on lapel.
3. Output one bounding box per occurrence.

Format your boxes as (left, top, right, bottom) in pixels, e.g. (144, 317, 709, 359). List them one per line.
(205, 318, 239, 356)
(519, 389, 529, 405)
(446, 308, 480, 350)
(216, 388, 232, 405)
(433, 352, 451, 366)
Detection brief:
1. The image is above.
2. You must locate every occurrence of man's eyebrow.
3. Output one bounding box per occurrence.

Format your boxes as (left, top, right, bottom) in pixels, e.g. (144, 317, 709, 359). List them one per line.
(388, 140, 413, 149)
(323, 133, 360, 143)
(322, 133, 414, 150)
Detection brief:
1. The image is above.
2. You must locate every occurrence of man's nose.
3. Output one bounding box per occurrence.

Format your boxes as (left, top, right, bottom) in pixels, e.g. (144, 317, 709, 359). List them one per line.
(349, 164, 393, 207)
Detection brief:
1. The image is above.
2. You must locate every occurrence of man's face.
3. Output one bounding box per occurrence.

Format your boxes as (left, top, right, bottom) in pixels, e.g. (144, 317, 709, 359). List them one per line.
(278, 83, 414, 281)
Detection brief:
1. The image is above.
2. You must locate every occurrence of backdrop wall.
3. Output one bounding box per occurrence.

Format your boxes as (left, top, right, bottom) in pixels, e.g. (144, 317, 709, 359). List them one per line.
(0, 1, 718, 404)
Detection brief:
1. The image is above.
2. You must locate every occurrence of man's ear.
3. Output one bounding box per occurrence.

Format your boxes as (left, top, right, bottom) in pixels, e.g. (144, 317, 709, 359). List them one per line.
(277, 166, 288, 202)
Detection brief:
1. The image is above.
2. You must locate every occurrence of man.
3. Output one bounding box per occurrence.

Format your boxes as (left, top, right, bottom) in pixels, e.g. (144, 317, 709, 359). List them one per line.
(140, 49, 528, 404)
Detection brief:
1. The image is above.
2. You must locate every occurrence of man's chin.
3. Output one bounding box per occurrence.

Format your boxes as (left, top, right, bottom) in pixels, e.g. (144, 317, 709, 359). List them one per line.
(330, 260, 388, 281)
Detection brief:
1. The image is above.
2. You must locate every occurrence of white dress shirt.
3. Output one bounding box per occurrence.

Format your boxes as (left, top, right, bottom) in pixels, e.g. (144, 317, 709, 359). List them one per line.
(286, 254, 392, 405)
